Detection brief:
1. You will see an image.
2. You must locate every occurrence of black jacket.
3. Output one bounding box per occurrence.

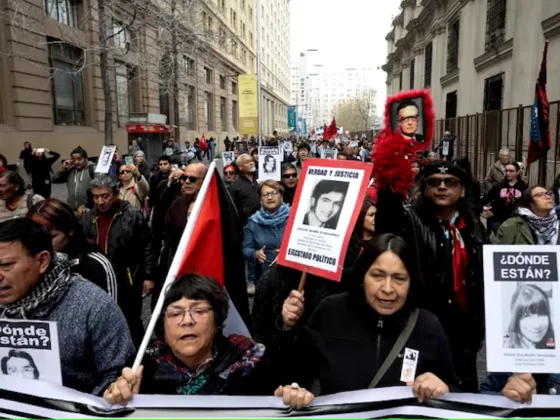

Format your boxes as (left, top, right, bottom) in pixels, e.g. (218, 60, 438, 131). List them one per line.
(283, 293, 458, 395)
(282, 186, 296, 206)
(482, 180, 527, 223)
(229, 174, 260, 224)
(376, 189, 485, 345)
(71, 251, 118, 301)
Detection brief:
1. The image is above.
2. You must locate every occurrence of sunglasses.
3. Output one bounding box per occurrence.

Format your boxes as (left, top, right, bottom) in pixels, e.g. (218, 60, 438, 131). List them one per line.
(119, 170, 131, 175)
(426, 177, 460, 188)
(180, 175, 200, 183)
(224, 171, 236, 176)
(282, 173, 297, 179)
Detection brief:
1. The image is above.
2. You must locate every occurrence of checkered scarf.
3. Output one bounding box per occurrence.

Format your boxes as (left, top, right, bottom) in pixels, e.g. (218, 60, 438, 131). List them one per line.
(518, 207, 558, 245)
(0, 253, 76, 319)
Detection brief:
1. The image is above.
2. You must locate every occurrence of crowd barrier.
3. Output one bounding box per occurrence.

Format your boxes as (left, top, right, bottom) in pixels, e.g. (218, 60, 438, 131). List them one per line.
(0, 376, 558, 418)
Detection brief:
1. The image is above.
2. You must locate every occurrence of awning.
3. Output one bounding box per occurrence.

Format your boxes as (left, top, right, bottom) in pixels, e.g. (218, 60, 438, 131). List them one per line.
(126, 124, 171, 133)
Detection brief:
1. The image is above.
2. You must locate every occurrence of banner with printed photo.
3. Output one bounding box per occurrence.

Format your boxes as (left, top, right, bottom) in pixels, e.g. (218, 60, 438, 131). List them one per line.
(0, 319, 62, 385)
(95, 146, 116, 173)
(483, 245, 560, 373)
(238, 74, 258, 135)
(258, 146, 281, 182)
(278, 159, 372, 281)
(222, 151, 234, 167)
(321, 148, 338, 159)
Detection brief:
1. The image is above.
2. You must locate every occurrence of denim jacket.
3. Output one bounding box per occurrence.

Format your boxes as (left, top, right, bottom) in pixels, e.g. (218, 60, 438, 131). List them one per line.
(242, 219, 287, 280)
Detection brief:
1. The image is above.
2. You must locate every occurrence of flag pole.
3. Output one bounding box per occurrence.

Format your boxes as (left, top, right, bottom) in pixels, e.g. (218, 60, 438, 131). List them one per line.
(132, 161, 217, 372)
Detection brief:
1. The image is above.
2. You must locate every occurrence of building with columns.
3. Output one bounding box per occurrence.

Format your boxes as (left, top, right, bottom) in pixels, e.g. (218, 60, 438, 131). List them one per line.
(383, 0, 560, 120)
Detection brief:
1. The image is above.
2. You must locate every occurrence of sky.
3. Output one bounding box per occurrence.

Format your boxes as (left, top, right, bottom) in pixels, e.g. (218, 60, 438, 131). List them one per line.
(289, 0, 402, 114)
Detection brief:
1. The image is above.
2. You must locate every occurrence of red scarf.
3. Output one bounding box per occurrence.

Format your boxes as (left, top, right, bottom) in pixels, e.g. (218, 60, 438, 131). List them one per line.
(443, 214, 468, 311)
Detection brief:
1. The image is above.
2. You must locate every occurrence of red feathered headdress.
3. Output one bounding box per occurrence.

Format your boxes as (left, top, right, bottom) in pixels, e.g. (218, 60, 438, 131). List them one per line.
(372, 90, 435, 196)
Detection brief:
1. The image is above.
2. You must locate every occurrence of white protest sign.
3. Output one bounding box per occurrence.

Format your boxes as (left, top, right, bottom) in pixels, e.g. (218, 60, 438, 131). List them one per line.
(321, 148, 338, 159)
(258, 146, 281, 182)
(0, 319, 62, 385)
(95, 146, 116, 174)
(483, 245, 560, 373)
(278, 159, 372, 281)
(222, 151, 234, 167)
(284, 140, 293, 154)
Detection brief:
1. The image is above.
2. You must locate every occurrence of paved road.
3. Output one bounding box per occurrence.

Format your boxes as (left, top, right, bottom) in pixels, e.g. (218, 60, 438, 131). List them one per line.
(50, 167, 489, 388)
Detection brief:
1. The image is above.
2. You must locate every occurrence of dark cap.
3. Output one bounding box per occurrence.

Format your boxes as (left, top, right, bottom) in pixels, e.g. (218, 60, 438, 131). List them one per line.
(423, 160, 470, 186)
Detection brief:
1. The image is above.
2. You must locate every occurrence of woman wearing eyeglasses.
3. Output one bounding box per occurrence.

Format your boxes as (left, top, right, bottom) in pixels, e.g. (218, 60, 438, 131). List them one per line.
(104, 273, 312, 407)
(242, 181, 290, 290)
(118, 164, 150, 213)
(497, 185, 560, 245)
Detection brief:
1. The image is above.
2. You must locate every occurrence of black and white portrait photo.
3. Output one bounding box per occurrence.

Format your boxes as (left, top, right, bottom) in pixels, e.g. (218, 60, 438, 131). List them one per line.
(390, 98, 425, 143)
(502, 283, 555, 350)
(263, 155, 277, 174)
(1, 349, 39, 380)
(303, 180, 349, 230)
(95, 146, 116, 173)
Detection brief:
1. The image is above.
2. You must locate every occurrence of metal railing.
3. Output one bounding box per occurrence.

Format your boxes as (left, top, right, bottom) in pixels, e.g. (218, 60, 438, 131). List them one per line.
(433, 100, 560, 187)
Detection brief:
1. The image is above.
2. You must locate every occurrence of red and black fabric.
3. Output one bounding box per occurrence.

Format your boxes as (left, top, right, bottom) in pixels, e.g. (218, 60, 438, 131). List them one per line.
(528, 41, 550, 165)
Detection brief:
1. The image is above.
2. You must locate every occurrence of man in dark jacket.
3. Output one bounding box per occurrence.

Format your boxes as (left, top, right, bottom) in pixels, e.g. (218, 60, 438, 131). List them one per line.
(81, 175, 153, 346)
(437, 131, 456, 161)
(281, 163, 298, 206)
(229, 154, 260, 225)
(376, 160, 485, 392)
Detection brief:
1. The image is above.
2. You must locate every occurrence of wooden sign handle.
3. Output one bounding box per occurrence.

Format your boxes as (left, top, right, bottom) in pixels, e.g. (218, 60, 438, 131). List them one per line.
(297, 271, 307, 293)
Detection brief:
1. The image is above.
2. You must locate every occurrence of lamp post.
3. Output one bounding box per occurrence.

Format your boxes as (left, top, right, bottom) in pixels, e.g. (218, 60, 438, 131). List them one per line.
(256, 0, 263, 146)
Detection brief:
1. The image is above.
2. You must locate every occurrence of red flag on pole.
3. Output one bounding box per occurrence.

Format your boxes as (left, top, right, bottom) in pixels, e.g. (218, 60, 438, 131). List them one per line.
(199, 134, 209, 151)
(527, 40, 550, 165)
(322, 124, 329, 140)
(328, 118, 337, 139)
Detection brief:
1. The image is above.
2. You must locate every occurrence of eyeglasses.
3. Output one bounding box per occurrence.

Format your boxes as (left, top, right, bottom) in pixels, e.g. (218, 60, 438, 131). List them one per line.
(282, 173, 297, 179)
(119, 170, 131, 175)
(180, 176, 200, 183)
(261, 190, 280, 198)
(397, 115, 419, 123)
(164, 306, 213, 324)
(224, 171, 236, 176)
(532, 191, 552, 199)
(426, 177, 460, 188)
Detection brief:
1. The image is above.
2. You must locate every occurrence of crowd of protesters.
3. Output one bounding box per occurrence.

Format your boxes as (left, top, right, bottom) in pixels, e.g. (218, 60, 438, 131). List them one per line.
(0, 131, 558, 410)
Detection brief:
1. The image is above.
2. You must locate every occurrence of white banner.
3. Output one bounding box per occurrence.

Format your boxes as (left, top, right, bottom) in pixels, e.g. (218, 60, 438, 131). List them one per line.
(95, 146, 116, 174)
(258, 146, 281, 182)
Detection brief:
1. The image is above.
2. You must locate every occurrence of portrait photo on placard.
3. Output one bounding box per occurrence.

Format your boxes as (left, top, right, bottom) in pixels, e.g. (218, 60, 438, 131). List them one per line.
(222, 151, 234, 167)
(302, 179, 349, 230)
(390, 97, 425, 142)
(262, 155, 277, 175)
(502, 282, 555, 350)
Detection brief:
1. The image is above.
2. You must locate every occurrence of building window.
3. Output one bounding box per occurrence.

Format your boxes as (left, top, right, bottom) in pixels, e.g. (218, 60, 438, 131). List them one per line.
(409, 59, 415, 89)
(242, 49, 247, 65)
(446, 19, 460, 73)
(219, 28, 227, 46)
(219, 75, 226, 89)
(44, 0, 79, 27)
(205, 67, 213, 84)
(230, 9, 237, 30)
(232, 40, 238, 58)
(115, 62, 136, 127)
(241, 0, 245, 10)
(220, 97, 227, 130)
(232, 81, 237, 94)
(49, 41, 85, 126)
(250, 31, 253, 45)
(445, 91, 458, 119)
(248, 6, 253, 19)
(398, 72, 403, 91)
(424, 42, 433, 88)
(483, 73, 504, 111)
(112, 21, 133, 49)
(159, 87, 169, 122)
(219, 0, 225, 14)
(205, 92, 214, 130)
(232, 100, 238, 130)
(185, 85, 195, 130)
(184, 56, 195, 76)
(241, 22, 246, 39)
(485, 0, 506, 50)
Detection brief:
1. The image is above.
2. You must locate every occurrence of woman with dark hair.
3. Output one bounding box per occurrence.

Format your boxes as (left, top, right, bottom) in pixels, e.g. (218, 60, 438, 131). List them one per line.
(28, 148, 60, 199)
(280, 233, 457, 402)
(27, 198, 118, 299)
(344, 197, 376, 270)
(497, 185, 560, 245)
(1, 349, 39, 379)
(504, 284, 554, 350)
(454, 156, 482, 215)
(0, 171, 44, 223)
(482, 161, 527, 235)
(104, 274, 312, 408)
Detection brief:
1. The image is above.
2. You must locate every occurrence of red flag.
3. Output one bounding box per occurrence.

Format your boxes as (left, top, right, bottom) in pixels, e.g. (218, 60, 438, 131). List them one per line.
(528, 40, 550, 165)
(199, 134, 209, 151)
(328, 118, 337, 139)
(322, 124, 329, 140)
(176, 169, 250, 324)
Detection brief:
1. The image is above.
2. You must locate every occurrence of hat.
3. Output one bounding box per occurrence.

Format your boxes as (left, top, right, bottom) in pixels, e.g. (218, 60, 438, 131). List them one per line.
(422, 160, 470, 186)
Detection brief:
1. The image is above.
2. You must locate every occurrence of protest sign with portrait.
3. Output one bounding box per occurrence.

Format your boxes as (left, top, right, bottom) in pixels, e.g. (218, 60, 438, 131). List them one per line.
(236, 141, 249, 154)
(0, 320, 62, 384)
(321, 148, 338, 160)
(258, 146, 281, 182)
(483, 245, 560, 373)
(278, 159, 372, 281)
(385, 89, 435, 145)
(95, 146, 116, 173)
(222, 151, 234, 167)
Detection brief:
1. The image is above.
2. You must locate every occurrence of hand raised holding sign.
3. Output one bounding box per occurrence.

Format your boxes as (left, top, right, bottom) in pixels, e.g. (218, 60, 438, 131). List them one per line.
(502, 373, 537, 403)
(282, 290, 304, 330)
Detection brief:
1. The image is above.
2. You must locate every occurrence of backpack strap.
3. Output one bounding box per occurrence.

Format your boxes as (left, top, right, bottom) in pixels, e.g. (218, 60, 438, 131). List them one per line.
(368, 308, 420, 389)
(26, 194, 34, 210)
(88, 164, 95, 179)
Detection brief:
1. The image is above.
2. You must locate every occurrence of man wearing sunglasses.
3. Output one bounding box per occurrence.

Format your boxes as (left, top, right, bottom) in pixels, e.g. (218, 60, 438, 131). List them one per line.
(396, 100, 423, 142)
(280, 163, 298, 206)
(376, 160, 485, 393)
